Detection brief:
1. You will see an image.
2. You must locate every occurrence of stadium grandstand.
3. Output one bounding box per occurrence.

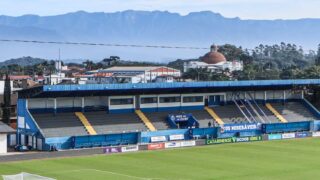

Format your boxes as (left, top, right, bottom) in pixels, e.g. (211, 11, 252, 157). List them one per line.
(15, 79, 320, 150)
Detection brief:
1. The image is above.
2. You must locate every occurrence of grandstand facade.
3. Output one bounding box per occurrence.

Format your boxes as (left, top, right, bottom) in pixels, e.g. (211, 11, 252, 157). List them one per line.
(16, 79, 320, 150)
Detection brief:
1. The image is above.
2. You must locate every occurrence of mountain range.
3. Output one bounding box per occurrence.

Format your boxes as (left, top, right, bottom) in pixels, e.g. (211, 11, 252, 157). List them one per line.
(0, 10, 319, 62)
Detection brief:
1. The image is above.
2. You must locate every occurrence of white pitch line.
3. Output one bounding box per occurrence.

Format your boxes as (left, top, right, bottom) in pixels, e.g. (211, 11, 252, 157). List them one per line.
(47, 168, 164, 180)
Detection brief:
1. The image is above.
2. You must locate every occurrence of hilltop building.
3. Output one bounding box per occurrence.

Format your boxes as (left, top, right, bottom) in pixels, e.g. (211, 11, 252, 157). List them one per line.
(183, 45, 243, 73)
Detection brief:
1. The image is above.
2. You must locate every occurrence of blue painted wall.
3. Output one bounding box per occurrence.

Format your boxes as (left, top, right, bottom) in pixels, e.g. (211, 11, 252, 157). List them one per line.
(73, 133, 138, 148)
(262, 121, 311, 134)
(191, 128, 218, 139)
(44, 136, 73, 150)
(17, 99, 43, 137)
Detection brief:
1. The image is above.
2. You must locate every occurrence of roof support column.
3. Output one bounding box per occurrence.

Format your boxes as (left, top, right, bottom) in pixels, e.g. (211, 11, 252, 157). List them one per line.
(180, 94, 182, 111)
(283, 90, 286, 103)
(264, 91, 267, 104)
(81, 97, 85, 112)
(301, 90, 304, 99)
(54, 98, 57, 115)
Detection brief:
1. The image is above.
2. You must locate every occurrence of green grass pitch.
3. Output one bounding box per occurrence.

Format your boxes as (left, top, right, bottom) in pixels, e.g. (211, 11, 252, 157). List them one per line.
(1, 138, 320, 180)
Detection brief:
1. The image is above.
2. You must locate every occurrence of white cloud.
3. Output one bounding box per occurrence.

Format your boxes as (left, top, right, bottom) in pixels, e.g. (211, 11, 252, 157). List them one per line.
(0, 0, 320, 19)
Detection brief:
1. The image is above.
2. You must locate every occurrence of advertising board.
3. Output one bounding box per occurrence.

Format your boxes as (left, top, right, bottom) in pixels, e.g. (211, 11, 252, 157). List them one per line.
(206, 136, 262, 145)
(168, 114, 191, 122)
(221, 123, 261, 133)
(103, 147, 122, 154)
(169, 134, 185, 141)
(234, 136, 262, 143)
(295, 132, 310, 138)
(206, 138, 233, 145)
(282, 133, 295, 139)
(165, 142, 181, 148)
(312, 131, 320, 137)
(268, 134, 282, 140)
(121, 145, 139, 152)
(180, 141, 196, 147)
(147, 143, 165, 150)
(151, 136, 166, 142)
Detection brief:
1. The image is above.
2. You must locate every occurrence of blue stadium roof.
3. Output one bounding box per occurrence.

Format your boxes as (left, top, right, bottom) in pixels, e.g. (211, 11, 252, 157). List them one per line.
(43, 79, 320, 92)
(19, 79, 320, 98)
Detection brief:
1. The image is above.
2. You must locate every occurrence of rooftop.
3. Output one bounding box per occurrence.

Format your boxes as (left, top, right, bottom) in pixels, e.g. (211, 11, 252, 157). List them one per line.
(0, 121, 15, 134)
(18, 79, 320, 99)
(102, 66, 163, 71)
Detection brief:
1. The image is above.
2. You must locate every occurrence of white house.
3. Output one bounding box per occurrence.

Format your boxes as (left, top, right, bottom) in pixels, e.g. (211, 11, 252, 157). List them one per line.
(0, 121, 15, 154)
(87, 66, 181, 84)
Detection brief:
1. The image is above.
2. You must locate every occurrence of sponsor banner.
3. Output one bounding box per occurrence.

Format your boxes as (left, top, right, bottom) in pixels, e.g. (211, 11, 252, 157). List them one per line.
(104, 147, 122, 154)
(234, 136, 262, 143)
(312, 132, 320, 137)
(168, 114, 191, 122)
(234, 137, 250, 142)
(206, 136, 262, 145)
(165, 142, 181, 148)
(147, 143, 165, 150)
(181, 141, 196, 147)
(221, 123, 261, 133)
(206, 138, 233, 145)
(268, 134, 282, 140)
(282, 133, 296, 139)
(169, 134, 185, 141)
(151, 136, 166, 142)
(249, 136, 262, 141)
(121, 145, 139, 152)
(295, 132, 310, 138)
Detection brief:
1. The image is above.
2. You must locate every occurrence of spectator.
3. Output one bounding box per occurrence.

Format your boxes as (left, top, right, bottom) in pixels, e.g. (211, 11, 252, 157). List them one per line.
(208, 121, 212, 127)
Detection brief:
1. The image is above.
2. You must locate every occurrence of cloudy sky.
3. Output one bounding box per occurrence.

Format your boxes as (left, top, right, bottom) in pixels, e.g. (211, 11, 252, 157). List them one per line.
(0, 0, 319, 19)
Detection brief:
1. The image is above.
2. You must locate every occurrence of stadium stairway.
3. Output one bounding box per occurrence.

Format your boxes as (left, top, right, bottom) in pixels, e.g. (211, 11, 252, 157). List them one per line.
(269, 102, 318, 122)
(265, 103, 288, 123)
(256, 104, 281, 123)
(135, 110, 156, 131)
(75, 112, 97, 135)
(210, 105, 249, 124)
(204, 106, 224, 125)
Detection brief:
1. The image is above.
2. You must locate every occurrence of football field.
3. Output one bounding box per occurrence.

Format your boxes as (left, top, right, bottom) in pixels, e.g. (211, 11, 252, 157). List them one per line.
(1, 138, 320, 180)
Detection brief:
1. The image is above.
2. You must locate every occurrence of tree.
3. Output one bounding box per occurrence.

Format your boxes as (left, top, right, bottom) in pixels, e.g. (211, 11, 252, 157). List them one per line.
(280, 67, 303, 79)
(83, 60, 94, 71)
(2, 73, 11, 124)
(182, 68, 210, 81)
(302, 66, 320, 79)
(218, 44, 243, 61)
(316, 44, 320, 66)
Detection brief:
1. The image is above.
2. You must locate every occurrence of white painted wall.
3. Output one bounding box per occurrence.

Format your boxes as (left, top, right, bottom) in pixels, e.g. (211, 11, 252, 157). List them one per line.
(254, 91, 265, 100)
(0, 134, 7, 153)
(84, 96, 105, 106)
(0, 81, 13, 95)
(57, 97, 79, 108)
(158, 94, 181, 108)
(109, 96, 135, 110)
(181, 94, 204, 107)
(140, 95, 158, 109)
(28, 98, 55, 109)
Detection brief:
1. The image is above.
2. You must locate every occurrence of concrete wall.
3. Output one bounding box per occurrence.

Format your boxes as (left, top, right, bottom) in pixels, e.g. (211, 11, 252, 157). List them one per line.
(0, 134, 7, 154)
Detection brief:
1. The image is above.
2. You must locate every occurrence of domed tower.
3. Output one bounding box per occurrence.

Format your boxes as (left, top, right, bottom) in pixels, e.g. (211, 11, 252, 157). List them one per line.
(202, 44, 227, 64)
